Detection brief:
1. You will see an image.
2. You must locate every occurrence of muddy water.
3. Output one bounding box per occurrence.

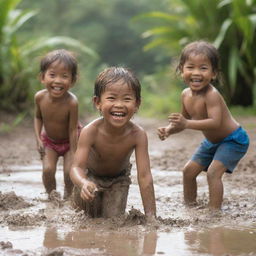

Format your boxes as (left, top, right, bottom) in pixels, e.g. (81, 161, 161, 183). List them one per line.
(0, 226, 255, 255)
(0, 165, 256, 255)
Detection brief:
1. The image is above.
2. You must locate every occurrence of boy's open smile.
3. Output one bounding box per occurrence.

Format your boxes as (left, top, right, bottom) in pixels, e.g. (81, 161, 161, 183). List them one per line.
(182, 54, 215, 93)
(41, 61, 73, 99)
(111, 111, 126, 119)
(95, 81, 139, 127)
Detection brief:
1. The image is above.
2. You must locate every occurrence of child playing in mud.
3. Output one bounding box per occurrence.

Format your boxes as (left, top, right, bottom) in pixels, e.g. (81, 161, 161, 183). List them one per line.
(158, 40, 249, 211)
(70, 67, 156, 220)
(34, 49, 80, 199)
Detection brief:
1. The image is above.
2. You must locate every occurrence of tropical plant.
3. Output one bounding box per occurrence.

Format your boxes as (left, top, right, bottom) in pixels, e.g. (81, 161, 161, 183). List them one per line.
(135, 0, 256, 106)
(214, 0, 256, 106)
(0, 0, 97, 112)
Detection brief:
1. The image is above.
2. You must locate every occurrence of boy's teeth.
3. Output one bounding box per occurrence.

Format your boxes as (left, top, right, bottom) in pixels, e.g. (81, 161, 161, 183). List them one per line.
(112, 112, 124, 116)
(53, 87, 62, 91)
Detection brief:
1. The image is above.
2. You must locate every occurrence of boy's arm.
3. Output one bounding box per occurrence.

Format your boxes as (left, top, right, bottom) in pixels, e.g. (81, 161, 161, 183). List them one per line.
(68, 97, 79, 154)
(169, 89, 222, 131)
(34, 93, 44, 158)
(135, 129, 156, 219)
(70, 127, 97, 201)
(158, 95, 190, 140)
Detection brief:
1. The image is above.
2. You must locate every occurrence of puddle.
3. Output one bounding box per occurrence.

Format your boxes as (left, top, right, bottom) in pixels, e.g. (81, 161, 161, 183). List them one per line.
(0, 226, 255, 255)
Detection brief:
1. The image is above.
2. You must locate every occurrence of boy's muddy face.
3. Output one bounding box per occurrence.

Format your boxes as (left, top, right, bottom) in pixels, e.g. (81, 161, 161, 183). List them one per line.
(41, 61, 73, 99)
(181, 54, 216, 93)
(95, 81, 139, 127)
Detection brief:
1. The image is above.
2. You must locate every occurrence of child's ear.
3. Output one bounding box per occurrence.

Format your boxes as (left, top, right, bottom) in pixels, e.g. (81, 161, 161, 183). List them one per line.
(93, 96, 101, 110)
(39, 73, 44, 83)
(211, 72, 217, 82)
(135, 99, 141, 113)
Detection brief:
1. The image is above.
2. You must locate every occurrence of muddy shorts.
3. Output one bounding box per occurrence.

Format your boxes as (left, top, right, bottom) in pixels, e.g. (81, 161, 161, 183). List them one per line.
(41, 125, 82, 156)
(72, 164, 132, 218)
(191, 127, 249, 173)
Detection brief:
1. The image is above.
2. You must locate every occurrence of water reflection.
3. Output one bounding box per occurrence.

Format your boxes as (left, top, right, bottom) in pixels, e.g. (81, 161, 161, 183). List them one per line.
(0, 226, 255, 255)
(184, 227, 256, 256)
(42, 226, 256, 256)
(43, 227, 157, 256)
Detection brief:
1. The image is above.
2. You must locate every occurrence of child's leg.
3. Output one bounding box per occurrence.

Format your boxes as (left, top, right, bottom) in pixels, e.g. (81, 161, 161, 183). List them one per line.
(183, 160, 205, 206)
(42, 148, 58, 195)
(207, 160, 227, 210)
(63, 151, 74, 199)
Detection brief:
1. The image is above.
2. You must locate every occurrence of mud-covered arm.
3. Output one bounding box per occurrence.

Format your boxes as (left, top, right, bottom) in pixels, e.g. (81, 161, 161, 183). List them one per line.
(135, 129, 156, 219)
(70, 127, 97, 201)
(68, 97, 79, 154)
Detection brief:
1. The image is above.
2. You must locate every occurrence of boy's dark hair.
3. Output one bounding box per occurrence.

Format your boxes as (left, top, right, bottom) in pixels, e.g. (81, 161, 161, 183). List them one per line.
(94, 67, 141, 102)
(40, 49, 78, 83)
(176, 40, 220, 75)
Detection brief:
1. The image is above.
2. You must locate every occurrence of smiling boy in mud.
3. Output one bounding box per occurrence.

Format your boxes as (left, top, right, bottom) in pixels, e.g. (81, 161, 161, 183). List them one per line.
(70, 67, 156, 220)
(34, 49, 80, 199)
(158, 41, 249, 211)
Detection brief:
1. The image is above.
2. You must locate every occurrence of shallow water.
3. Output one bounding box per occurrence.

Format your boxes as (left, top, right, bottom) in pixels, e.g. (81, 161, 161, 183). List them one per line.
(0, 165, 256, 255)
(0, 226, 255, 255)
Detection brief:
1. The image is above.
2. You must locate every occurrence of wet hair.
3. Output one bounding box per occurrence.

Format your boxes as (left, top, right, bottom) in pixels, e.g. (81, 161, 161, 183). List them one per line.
(40, 49, 78, 83)
(176, 40, 220, 75)
(94, 67, 141, 102)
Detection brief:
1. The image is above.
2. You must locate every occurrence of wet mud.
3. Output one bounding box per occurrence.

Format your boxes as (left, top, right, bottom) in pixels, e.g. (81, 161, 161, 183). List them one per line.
(0, 116, 256, 255)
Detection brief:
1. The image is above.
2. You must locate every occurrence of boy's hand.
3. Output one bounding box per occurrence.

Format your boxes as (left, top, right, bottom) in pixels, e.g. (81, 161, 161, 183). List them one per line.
(168, 113, 187, 130)
(157, 124, 173, 140)
(80, 180, 98, 202)
(37, 141, 45, 160)
(157, 127, 168, 140)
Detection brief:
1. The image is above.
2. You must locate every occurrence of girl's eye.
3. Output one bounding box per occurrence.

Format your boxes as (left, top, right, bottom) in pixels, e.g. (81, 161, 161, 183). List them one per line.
(124, 98, 132, 101)
(106, 97, 115, 100)
(63, 74, 70, 79)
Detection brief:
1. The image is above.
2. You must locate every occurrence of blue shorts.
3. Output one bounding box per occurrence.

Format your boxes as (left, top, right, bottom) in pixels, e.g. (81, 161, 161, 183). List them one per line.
(191, 127, 249, 173)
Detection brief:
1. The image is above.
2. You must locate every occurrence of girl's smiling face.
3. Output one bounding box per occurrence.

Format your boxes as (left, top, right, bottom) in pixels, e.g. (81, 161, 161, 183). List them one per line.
(40, 61, 74, 99)
(181, 54, 216, 93)
(94, 80, 140, 128)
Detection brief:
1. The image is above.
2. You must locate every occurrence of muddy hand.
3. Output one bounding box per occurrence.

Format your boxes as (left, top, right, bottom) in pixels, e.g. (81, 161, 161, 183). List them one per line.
(157, 127, 167, 140)
(81, 180, 98, 202)
(168, 113, 187, 129)
(38, 146, 45, 160)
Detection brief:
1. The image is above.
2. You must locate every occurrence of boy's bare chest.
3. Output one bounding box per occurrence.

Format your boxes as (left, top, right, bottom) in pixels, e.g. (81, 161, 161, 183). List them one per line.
(41, 102, 69, 123)
(184, 96, 208, 119)
(93, 136, 134, 161)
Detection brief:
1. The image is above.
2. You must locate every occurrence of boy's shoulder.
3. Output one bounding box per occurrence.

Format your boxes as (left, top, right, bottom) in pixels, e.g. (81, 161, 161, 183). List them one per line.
(81, 118, 146, 137)
(66, 91, 78, 106)
(34, 89, 47, 101)
(182, 85, 221, 98)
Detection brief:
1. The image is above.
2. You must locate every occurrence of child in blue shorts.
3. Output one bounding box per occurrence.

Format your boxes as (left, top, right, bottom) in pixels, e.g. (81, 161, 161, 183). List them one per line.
(158, 40, 249, 211)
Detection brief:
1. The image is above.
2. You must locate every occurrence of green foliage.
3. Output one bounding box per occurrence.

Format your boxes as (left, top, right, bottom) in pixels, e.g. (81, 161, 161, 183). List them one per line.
(0, 0, 97, 112)
(18, 0, 170, 75)
(214, 0, 256, 106)
(139, 69, 182, 117)
(136, 0, 256, 107)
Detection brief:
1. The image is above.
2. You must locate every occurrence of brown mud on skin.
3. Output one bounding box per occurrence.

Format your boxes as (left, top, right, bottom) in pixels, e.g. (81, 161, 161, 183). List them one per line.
(0, 115, 256, 255)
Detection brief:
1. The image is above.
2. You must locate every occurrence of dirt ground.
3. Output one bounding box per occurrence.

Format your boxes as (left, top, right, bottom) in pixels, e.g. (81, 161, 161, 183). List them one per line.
(0, 114, 256, 255)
